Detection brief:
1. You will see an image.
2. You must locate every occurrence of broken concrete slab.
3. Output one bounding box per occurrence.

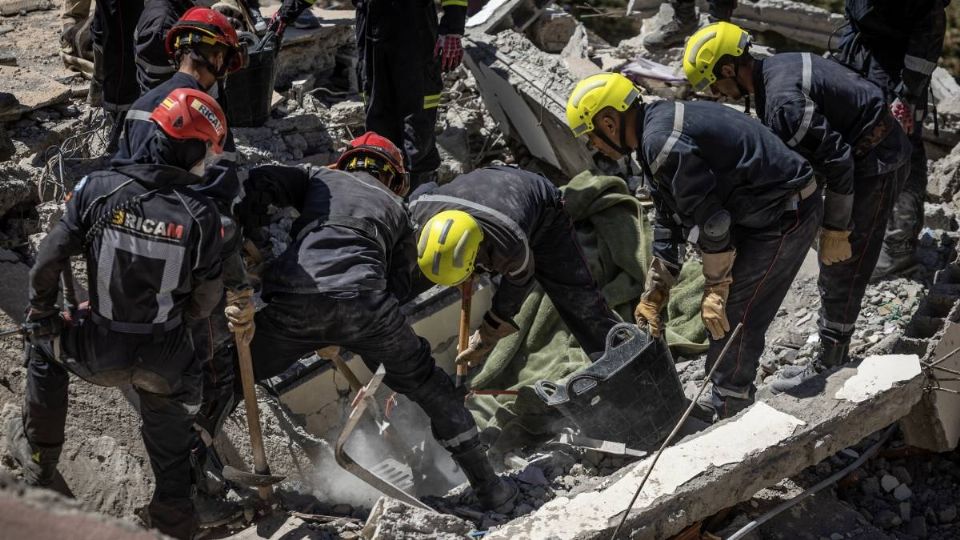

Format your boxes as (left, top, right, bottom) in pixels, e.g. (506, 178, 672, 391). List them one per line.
(902, 317, 960, 452)
(485, 354, 924, 540)
(0, 0, 53, 17)
(463, 30, 596, 177)
(927, 142, 960, 203)
(466, 0, 553, 36)
(0, 66, 71, 121)
(361, 497, 473, 540)
(527, 6, 578, 53)
(725, 0, 844, 50)
(259, 8, 357, 88)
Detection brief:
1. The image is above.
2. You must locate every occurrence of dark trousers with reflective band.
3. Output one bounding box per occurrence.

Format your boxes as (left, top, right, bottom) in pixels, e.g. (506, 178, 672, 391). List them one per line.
(357, 10, 442, 187)
(192, 295, 238, 441)
(708, 191, 822, 397)
(818, 150, 911, 343)
(23, 321, 201, 539)
(530, 202, 620, 357)
(250, 290, 479, 453)
(92, 0, 143, 111)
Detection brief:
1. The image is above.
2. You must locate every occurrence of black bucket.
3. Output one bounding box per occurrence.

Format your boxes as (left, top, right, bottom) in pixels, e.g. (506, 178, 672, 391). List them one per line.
(533, 323, 686, 448)
(223, 35, 279, 128)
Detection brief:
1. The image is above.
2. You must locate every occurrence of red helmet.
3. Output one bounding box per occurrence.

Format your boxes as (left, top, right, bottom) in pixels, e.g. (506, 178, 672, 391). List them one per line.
(165, 7, 245, 74)
(150, 88, 228, 154)
(335, 132, 410, 197)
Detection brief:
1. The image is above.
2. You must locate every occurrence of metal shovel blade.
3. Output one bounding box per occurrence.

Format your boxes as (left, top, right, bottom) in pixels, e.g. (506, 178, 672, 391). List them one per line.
(222, 464, 285, 487)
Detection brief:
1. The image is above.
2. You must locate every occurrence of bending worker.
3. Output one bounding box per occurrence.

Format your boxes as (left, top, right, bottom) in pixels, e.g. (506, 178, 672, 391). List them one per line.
(682, 22, 911, 379)
(409, 165, 621, 367)
(236, 133, 517, 513)
(567, 73, 819, 421)
(8, 89, 227, 539)
(836, 0, 949, 279)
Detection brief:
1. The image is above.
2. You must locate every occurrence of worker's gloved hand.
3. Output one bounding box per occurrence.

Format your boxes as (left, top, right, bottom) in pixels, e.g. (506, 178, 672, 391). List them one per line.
(237, 177, 278, 232)
(225, 288, 255, 343)
(210, 2, 244, 29)
(819, 228, 852, 266)
(890, 97, 915, 135)
(267, 11, 287, 37)
(634, 258, 678, 337)
(701, 251, 735, 341)
(434, 34, 464, 72)
(456, 311, 517, 368)
(22, 308, 63, 344)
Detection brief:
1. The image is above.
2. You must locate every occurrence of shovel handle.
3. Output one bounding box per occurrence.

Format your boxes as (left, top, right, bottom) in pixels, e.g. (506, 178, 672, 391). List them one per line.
(456, 277, 474, 387)
(234, 329, 273, 500)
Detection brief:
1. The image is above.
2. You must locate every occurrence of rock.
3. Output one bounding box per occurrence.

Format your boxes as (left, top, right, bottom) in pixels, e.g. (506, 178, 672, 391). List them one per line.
(881, 474, 900, 493)
(861, 476, 881, 496)
(892, 465, 913, 485)
(361, 497, 472, 539)
(516, 466, 548, 486)
(901, 502, 912, 522)
(829, 534, 843, 540)
(876, 509, 902, 529)
(939, 504, 958, 523)
(908, 516, 928, 538)
(514, 503, 534, 515)
(527, 7, 578, 53)
(894, 484, 913, 501)
(928, 142, 960, 203)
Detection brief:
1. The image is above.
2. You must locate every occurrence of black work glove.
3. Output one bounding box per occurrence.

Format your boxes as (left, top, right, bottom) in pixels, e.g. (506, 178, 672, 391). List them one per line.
(23, 308, 63, 343)
(236, 178, 279, 232)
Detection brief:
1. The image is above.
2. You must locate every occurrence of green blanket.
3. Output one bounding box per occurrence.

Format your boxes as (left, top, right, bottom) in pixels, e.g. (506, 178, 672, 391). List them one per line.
(466, 171, 708, 451)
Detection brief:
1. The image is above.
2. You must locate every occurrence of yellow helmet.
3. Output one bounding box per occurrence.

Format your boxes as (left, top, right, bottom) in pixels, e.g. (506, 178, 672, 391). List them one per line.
(417, 210, 484, 287)
(566, 73, 641, 137)
(682, 22, 751, 92)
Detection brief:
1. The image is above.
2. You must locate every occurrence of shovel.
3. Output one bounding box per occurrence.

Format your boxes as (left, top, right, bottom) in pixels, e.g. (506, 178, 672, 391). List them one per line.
(231, 327, 284, 499)
(455, 276, 474, 388)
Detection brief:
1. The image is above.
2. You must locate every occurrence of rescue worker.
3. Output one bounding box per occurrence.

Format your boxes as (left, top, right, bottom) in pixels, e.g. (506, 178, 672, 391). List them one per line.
(642, 0, 736, 49)
(235, 133, 518, 512)
(681, 22, 911, 378)
(115, 7, 253, 507)
(835, 0, 949, 279)
(409, 166, 621, 365)
(6, 88, 226, 539)
(91, 0, 144, 117)
(60, 0, 91, 63)
(134, 0, 196, 93)
(269, 0, 467, 188)
(566, 73, 820, 421)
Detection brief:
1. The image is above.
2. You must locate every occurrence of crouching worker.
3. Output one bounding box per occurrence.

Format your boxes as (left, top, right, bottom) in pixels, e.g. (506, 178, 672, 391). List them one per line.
(235, 133, 517, 512)
(567, 73, 821, 422)
(683, 23, 911, 382)
(409, 166, 621, 367)
(7, 89, 227, 539)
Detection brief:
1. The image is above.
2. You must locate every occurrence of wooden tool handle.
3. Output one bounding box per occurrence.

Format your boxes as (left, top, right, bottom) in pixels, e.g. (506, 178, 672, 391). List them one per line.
(456, 277, 474, 387)
(235, 332, 272, 500)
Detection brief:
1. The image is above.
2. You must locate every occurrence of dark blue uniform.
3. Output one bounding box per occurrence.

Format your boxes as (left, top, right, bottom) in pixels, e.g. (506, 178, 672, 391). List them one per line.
(26, 164, 223, 539)
(836, 0, 949, 268)
(92, 0, 144, 112)
(638, 100, 821, 405)
(409, 166, 620, 357)
(754, 52, 911, 351)
(133, 0, 194, 93)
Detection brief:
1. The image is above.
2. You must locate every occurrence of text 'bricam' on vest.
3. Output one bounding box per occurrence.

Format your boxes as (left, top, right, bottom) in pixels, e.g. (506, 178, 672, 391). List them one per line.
(111, 209, 184, 240)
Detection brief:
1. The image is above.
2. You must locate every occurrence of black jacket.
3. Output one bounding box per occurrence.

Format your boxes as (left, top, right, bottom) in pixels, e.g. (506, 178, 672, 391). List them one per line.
(30, 164, 223, 330)
(841, 0, 949, 104)
(134, 0, 193, 93)
(280, 0, 466, 39)
(246, 165, 417, 300)
(409, 166, 561, 321)
(637, 100, 815, 269)
(754, 52, 909, 229)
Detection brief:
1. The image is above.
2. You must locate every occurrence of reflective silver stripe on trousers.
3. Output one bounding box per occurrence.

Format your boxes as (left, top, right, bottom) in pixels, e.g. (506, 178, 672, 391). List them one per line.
(97, 227, 186, 324)
(821, 317, 856, 334)
(787, 53, 815, 148)
(438, 426, 479, 449)
(904, 54, 937, 76)
(650, 102, 685, 176)
(410, 194, 532, 278)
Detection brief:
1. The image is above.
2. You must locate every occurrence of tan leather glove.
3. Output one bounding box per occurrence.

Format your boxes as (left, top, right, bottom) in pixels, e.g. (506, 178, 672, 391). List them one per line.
(225, 288, 255, 343)
(819, 229, 852, 266)
(456, 311, 518, 368)
(635, 258, 678, 337)
(701, 251, 736, 341)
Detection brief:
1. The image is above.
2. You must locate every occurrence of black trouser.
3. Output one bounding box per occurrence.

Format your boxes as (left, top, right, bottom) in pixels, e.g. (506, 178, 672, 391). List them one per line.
(92, 0, 143, 112)
(192, 296, 238, 442)
(251, 290, 480, 454)
(818, 132, 911, 344)
(23, 320, 201, 539)
(357, 4, 442, 188)
(709, 189, 823, 396)
(530, 202, 620, 357)
(670, 0, 737, 19)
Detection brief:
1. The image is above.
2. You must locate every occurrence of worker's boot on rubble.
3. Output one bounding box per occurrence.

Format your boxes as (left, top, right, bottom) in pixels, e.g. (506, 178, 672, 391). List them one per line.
(692, 383, 754, 423)
(642, 0, 697, 49)
(190, 444, 242, 528)
(871, 245, 918, 282)
(770, 337, 849, 394)
(451, 443, 518, 513)
(5, 417, 61, 487)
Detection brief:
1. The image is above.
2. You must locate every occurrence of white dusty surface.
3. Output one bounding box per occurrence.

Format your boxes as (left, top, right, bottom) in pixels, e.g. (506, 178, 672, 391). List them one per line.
(486, 403, 806, 540)
(834, 355, 922, 404)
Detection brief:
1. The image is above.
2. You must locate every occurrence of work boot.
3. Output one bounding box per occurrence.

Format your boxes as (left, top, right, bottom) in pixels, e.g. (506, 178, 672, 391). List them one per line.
(870, 246, 917, 282)
(249, 8, 268, 34)
(194, 492, 242, 529)
(294, 9, 320, 29)
(691, 383, 754, 423)
(4, 417, 61, 487)
(642, 0, 697, 49)
(451, 443, 518, 513)
(770, 338, 849, 394)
